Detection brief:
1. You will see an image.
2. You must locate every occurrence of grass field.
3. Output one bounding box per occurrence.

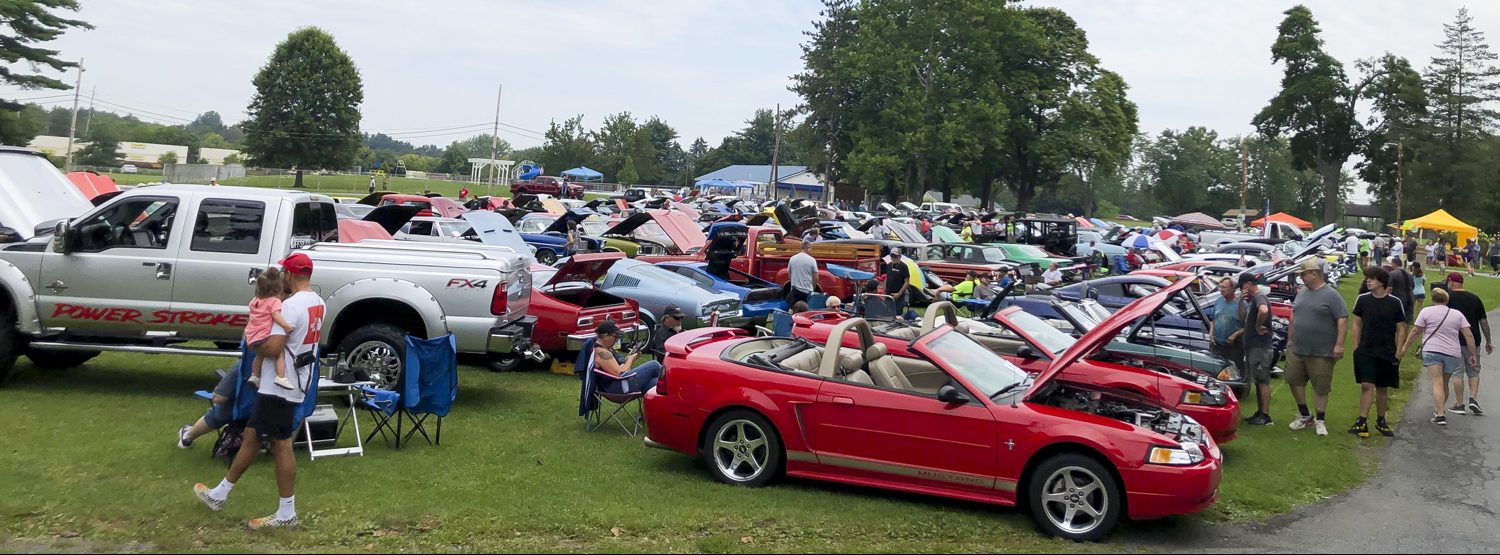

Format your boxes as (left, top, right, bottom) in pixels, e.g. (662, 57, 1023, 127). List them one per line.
(0, 270, 1494, 552)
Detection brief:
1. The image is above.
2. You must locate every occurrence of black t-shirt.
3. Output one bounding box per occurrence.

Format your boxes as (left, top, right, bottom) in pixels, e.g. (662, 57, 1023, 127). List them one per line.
(648, 325, 680, 357)
(1239, 292, 1273, 349)
(1446, 289, 1488, 340)
(1363, 269, 1415, 316)
(1353, 292, 1406, 360)
(884, 259, 910, 296)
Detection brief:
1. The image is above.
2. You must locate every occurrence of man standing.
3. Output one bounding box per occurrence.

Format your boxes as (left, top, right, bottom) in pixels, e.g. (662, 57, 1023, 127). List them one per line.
(1285, 258, 1348, 436)
(1207, 278, 1246, 411)
(1349, 267, 1407, 437)
(884, 248, 911, 309)
(1345, 233, 1360, 271)
(787, 240, 818, 306)
(1041, 262, 1063, 286)
(647, 305, 686, 359)
(1405, 235, 1418, 265)
(1390, 236, 1404, 263)
(1239, 274, 1276, 425)
(1442, 273, 1491, 415)
(1385, 257, 1415, 323)
(194, 253, 325, 529)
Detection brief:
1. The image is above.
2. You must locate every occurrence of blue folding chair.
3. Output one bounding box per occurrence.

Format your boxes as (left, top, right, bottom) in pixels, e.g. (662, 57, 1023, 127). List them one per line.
(1111, 255, 1129, 276)
(576, 337, 645, 436)
(361, 334, 456, 448)
(807, 293, 829, 309)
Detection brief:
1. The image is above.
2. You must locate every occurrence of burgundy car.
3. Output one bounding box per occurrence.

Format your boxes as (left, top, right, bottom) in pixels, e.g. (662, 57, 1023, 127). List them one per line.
(526, 253, 648, 355)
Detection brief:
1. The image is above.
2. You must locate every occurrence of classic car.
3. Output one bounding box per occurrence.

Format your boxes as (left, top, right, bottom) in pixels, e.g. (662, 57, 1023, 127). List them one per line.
(599, 258, 750, 330)
(374, 193, 467, 218)
(511, 211, 603, 265)
(986, 242, 1086, 274)
(644, 317, 1222, 541)
(599, 209, 707, 257)
(525, 253, 648, 358)
(654, 261, 788, 320)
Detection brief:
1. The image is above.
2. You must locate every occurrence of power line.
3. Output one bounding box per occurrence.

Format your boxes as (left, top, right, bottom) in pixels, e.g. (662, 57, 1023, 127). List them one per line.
(89, 98, 193, 123)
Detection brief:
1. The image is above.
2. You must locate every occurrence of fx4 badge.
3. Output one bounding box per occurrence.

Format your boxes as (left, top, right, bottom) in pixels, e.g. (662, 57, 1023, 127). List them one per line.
(447, 278, 489, 289)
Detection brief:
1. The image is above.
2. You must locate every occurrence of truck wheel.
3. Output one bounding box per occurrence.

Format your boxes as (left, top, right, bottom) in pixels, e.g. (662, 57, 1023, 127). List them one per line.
(339, 323, 407, 391)
(536, 249, 558, 266)
(0, 304, 17, 385)
(24, 348, 100, 370)
(487, 354, 524, 372)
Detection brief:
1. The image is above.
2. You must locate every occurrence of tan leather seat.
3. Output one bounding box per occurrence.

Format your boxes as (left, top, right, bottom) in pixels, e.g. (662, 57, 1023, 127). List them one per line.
(884, 326, 921, 340)
(833, 348, 873, 384)
(865, 343, 913, 390)
(780, 348, 824, 374)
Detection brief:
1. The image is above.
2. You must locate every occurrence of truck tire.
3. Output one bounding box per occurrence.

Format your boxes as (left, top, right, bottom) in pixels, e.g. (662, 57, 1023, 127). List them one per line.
(0, 303, 17, 385)
(487, 354, 524, 372)
(24, 348, 100, 370)
(536, 249, 558, 266)
(339, 323, 407, 391)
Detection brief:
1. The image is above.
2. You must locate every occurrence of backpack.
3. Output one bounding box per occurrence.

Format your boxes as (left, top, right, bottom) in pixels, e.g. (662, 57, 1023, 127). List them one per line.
(211, 423, 246, 463)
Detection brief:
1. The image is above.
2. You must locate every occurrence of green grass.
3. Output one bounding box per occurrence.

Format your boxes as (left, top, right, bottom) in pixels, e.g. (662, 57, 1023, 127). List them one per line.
(2, 271, 1494, 552)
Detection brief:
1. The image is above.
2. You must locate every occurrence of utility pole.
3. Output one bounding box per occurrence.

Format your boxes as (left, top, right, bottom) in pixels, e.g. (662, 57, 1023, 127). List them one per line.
(63, 58, 84, 171)
(488, 84, 502, 197)
(82, 86, 96, 136)
(1238, 137, 1248, 230)
(1395, 139, 1404, 225)
(768, 103, 782, 200)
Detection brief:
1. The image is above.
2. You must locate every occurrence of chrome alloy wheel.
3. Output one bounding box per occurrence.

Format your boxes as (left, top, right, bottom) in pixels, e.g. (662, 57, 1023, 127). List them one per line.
(712, 419, 770, 482)
(349, 340, 402, 389)
(1040, 465, 1109, 535)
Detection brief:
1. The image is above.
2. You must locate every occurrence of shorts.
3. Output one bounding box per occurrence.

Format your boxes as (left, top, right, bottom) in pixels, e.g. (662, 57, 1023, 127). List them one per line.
(1284, 351, 1336, 395)
(247, 394, 298, 441)
(201, 402, 232, 430)
(1461, 343, 1481, 378)
(1353, 350, 1400, 389)
(1243, 346, 1274, 385)
(1421, 351, 1463, 375)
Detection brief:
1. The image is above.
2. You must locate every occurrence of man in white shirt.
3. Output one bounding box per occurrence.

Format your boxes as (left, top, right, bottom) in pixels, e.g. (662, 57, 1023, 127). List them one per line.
(196, 253, 326, 530)
(1042, 262, 1064, 286)
(787, 240, 818, 305)
(1389, 237, 1404, 261)
(1345, 234, 1361, 271)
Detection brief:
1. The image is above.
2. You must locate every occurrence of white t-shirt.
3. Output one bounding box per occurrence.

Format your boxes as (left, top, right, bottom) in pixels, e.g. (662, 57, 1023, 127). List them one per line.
(1042, 269, 1064, 284)
(1390, 241, 1404, 257)
(1345, 235, 1359, 254)
(257, 290, 326, 404)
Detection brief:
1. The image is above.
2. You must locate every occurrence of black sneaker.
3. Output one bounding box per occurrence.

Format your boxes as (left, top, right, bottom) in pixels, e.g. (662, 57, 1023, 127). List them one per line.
(1469, 398, 1484, 416)
(1451, 403, 1467, 415)
(1245, 412, 1272, 426)
(1375, 418, 1394, 437)
(1431, 414, 1448, 426)
(1347, 418, 1369, 438)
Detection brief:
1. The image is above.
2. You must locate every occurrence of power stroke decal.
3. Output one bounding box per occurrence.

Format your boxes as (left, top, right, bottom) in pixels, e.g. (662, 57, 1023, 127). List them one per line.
(51, 303, 251, 327)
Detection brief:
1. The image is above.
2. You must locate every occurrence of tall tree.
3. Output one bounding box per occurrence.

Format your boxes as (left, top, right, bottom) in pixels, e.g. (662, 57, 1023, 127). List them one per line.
(241, 28, 364, 173)
(537, 115, 594, 176)
(74, 124, 119, 167)
(1419, 8, 1500, 222)
(792, 0, 859, 187)
(591, 112, 644, 183)
(639, 116, 685, 185)
(0, 0, 91, 145)
(1355, 54, 1427, 220)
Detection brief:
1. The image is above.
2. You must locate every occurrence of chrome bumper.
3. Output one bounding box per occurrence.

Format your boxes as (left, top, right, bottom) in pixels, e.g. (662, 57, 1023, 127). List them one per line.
(566, 322, 650, 350)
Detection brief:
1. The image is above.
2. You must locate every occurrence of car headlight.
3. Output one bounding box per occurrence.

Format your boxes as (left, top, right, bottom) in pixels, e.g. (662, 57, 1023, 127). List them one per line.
(1181, 389, 1228, 406)
(1147, 443, 1205, 466)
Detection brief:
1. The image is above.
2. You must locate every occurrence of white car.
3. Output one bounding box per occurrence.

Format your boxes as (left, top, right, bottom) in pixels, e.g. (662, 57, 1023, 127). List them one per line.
(119, 164, 138, 174)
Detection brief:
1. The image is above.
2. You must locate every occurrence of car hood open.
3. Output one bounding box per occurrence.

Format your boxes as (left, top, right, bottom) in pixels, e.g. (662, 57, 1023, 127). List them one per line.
(1029, 276, 1199, 399)
(362, 204, 424, 235)
(461, 211, 528, 250)
(604, 209, 707, 253)
(545, 251, 626, 287)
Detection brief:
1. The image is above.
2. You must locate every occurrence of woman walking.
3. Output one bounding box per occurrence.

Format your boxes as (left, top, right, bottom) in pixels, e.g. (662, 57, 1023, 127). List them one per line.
(1398, 288, 1479, 426)
(1488, 238, 1500, 277)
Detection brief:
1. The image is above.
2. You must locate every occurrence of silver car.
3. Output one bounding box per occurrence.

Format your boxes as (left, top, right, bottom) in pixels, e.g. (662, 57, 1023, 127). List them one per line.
(599, 258, 749, 329)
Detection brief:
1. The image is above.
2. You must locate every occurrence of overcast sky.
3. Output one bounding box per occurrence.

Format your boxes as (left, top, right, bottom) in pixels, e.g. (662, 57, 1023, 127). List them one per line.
(11, 1, 1498, 198)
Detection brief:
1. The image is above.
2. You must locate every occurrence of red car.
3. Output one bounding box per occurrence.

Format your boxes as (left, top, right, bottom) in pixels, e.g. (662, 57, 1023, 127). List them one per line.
(526, 253, 648, 355)
(644, 318, 1223, 541)
(377, 194, 467, 218)
(790, 281, 1239, 443)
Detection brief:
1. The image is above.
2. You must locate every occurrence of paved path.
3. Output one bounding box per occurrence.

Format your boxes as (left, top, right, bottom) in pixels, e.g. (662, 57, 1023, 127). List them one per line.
(1126, 308, 1500, 553)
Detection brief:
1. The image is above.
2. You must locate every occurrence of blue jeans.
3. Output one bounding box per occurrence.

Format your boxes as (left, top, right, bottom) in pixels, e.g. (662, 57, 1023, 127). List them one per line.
(607, 361, 662, 394)
(201, 402, 231, 429)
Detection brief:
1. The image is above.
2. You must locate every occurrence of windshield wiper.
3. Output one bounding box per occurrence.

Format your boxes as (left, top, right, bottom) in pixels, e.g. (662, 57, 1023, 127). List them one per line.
(991, 376, 1032, 400)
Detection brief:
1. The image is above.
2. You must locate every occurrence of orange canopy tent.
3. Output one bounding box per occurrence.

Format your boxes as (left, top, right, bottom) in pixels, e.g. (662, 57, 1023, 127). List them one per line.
(1250, 212, 1313, 230)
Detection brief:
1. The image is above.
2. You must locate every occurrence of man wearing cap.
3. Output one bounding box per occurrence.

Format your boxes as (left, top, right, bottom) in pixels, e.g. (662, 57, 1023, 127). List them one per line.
(1440, 272, 1490, 415)
(195, 253, 325, 529)
(1238, 274, 1276, 425)
(787, 240, 818, 306)
(648, 305, 686, 359)
(884, 248, 911, 308)
(1285, 258, 1348, 436)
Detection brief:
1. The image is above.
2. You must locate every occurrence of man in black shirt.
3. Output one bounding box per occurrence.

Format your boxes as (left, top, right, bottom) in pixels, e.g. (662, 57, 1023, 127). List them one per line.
(1442, 273, 1491, 415)
(647, 305, 686, 359)
(1349, 267, 1407, 437)
(884, 248, 911, 307)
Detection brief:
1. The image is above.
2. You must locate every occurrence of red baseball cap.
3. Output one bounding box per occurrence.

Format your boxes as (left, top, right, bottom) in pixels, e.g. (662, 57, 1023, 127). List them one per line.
(279, 252, 314, 277)
(1447, 272, 1464, 284)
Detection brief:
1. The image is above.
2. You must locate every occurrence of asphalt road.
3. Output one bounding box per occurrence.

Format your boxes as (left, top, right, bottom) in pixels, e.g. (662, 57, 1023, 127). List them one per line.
(1127, 308, 1500, 553)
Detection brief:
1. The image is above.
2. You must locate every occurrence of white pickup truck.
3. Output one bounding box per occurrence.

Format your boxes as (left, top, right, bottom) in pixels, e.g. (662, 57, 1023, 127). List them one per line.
(0, 149, 539, 387)
(1196, 220, 1306, 248)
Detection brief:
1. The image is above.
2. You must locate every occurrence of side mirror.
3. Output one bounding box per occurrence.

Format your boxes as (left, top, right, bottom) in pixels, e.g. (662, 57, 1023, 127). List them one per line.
(937, 384, 968, 405)
(53, 221, 72, 255)
(1016, 345, 1041, 359)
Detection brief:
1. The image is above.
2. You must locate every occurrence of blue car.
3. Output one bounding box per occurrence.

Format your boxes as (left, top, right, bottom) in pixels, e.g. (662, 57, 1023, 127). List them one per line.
(515, 212, 601, 265)
(655, 261, 788, 320)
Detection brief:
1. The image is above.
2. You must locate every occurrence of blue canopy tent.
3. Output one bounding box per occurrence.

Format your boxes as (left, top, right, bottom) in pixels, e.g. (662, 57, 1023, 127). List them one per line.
(561, 166, 604, 182)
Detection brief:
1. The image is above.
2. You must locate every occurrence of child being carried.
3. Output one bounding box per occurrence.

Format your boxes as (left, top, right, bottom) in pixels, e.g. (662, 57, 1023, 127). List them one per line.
(245, 267, 296, 390)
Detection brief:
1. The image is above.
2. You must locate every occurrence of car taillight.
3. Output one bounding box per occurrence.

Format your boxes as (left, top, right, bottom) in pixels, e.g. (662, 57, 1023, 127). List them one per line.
(577, 316, 594, 328)
(491, 282, 509, 315)
(620, 310, 636, 322)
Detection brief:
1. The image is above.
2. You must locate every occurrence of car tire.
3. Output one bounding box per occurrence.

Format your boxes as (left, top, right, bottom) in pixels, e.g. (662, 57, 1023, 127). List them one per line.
(0, 303, 17, 385)
(701, 410, 782, 488)
(536, 249, 558, 266)
(1026, 453, 1122, 542)
(487, 354, 524, 372)
(338, 323, 407, 391)
(24, 348, 100, 369)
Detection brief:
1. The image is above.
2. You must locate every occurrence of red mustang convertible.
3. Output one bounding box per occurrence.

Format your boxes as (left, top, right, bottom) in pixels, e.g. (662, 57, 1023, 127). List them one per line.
(644, 317, 1223, 541)
(789, 279, 1240, 443)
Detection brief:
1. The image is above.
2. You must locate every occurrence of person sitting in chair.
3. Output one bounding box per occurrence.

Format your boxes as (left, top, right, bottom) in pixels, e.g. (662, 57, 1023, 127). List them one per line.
(593, 320, 661, 394)
(825, 296, 843, 312)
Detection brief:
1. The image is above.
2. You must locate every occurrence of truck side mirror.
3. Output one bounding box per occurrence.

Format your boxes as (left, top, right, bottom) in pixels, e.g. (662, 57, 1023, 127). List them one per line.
(53, 221, 72, 255)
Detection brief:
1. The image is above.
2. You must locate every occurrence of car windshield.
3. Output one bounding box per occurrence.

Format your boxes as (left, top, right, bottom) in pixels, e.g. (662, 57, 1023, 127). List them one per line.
(582, 221, 610, 236)
(980, 247, 1008, 263)
(1059, 304, 1100, 331)
(924, 331, 1028, 397)
(1002, 310, 1078, 355)
(1011, 244, 1051, 258)
(518, 218, 554, 233)
(436, 221, 472, 238)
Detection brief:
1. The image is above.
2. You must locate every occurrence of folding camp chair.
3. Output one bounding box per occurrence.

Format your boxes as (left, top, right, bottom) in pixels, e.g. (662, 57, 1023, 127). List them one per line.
(807, 293, 829, 309)
(575, 337, 645, 436)
(360, 334, 457, 448)
(754, 309, 795, 337)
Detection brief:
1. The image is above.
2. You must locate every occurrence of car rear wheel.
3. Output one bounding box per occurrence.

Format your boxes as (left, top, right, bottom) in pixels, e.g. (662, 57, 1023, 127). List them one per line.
(701, 410, 781, 487)
(536, 249, 558, 266)
(1027, 453, 1121, 542)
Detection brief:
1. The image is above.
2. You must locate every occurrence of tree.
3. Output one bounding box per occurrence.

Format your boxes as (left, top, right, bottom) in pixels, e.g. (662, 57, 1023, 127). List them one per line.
(186, 111, 227, 136)
(640, 116, 685, 184)
(1418, 8, 1500, 225)
(241, 28, 364, 174)
(223, 152, 243, 165)
(1355, 54, 1427, 220)
(0, 0, 91, 145)
(75, 125, 119, 167)
(399, 153, 437, 172)
(617, 156, 639, 185)
(0, 104, 46, 147)
(791, 0, 859, 187)
(157, 151, 178, 166)
(538, 115, 594, 176)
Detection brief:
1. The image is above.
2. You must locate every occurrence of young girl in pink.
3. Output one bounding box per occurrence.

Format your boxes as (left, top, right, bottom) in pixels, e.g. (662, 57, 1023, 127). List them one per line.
(246, 267, 296, 389)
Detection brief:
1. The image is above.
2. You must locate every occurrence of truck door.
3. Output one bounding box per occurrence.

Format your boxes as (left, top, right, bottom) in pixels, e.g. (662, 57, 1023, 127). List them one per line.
(167, 196, 277, 340)
(38, 195, 183, 336)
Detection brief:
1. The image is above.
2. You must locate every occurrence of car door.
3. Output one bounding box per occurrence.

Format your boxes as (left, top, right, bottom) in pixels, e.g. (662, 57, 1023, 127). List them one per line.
(168, 195, 278, 340)
(38, 194, 183, 336)
(810, 374, 1000, 495)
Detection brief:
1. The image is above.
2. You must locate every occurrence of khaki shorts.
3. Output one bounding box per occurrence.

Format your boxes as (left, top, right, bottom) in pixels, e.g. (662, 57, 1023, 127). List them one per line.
(1284, 351, 1337, 396)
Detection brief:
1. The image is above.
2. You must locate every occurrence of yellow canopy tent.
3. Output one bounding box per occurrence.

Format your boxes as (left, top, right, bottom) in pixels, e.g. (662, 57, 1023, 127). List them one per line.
(1401, 209, 1479, 245)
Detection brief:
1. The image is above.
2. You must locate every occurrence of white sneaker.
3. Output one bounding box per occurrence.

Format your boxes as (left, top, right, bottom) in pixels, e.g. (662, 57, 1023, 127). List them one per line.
(1314, 420, 1328, 436)
(247, 374, 260, 387)
(178, 425, 193, 449)
(1290, 414, 1314, 432)
(273, 376, 294, 390)
(193, 483, 226, 512)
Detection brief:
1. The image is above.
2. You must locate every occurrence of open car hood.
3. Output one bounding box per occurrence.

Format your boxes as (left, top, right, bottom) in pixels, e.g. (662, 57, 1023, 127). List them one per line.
(545, 251, 626, 288)
(603, 209, 708, 253)
(884, 221, 928, 244)
(461, 211, 527, 248)
(362, 204, 423, 235)
(1028, 276, 1199, 399)
(542, 210, 591, 235)
(356, 191, 398, 206)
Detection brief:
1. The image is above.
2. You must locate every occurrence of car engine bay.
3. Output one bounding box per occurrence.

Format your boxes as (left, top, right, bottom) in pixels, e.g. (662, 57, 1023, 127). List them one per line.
(1041, 383, 1206, 444)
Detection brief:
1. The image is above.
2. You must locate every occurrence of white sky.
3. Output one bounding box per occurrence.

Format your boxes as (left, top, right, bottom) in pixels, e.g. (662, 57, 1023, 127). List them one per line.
(12, 1, 1499, 200)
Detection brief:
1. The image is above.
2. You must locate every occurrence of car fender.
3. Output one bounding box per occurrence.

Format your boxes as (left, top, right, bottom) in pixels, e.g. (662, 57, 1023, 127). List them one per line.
(0, 260, 41, 334)
(1015, 423, 1137, 485)
(322, 277, 447, 343)
(699, 387, 802, 450)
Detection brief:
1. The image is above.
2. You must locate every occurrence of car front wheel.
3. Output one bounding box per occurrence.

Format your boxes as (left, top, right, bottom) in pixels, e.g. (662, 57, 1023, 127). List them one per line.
(536, 249, 558, 266)
(1027, 453, 1121, 542)
(701, 410, 782, 488)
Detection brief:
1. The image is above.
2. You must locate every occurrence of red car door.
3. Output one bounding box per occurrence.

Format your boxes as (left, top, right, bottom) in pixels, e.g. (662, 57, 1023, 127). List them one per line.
(810, 379, 1000, 495)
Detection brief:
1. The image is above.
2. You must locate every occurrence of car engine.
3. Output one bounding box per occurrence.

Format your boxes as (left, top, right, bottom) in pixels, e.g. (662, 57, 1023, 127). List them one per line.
(1044, 384, 1205, 444)
(1093, 352, 1228, 392)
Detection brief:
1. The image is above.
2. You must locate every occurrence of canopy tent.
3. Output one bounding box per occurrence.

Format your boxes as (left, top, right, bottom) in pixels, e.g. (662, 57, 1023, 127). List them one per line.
(1171, 212, 1227, 229)
(1402, 209, 1479, 245)
(560, 166, 604, 182)
(1251, 212, 1314, 230)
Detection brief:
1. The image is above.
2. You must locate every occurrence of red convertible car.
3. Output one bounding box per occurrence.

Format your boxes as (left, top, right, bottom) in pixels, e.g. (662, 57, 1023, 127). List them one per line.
(644, 317, 1223, 541)
(526, 253, 648, 356)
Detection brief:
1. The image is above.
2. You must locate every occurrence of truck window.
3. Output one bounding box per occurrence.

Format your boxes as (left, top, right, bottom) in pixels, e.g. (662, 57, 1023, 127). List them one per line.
(290, 201, 338, 248)
(73, 196, 179, 252)
(191, 199, 265, 254)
